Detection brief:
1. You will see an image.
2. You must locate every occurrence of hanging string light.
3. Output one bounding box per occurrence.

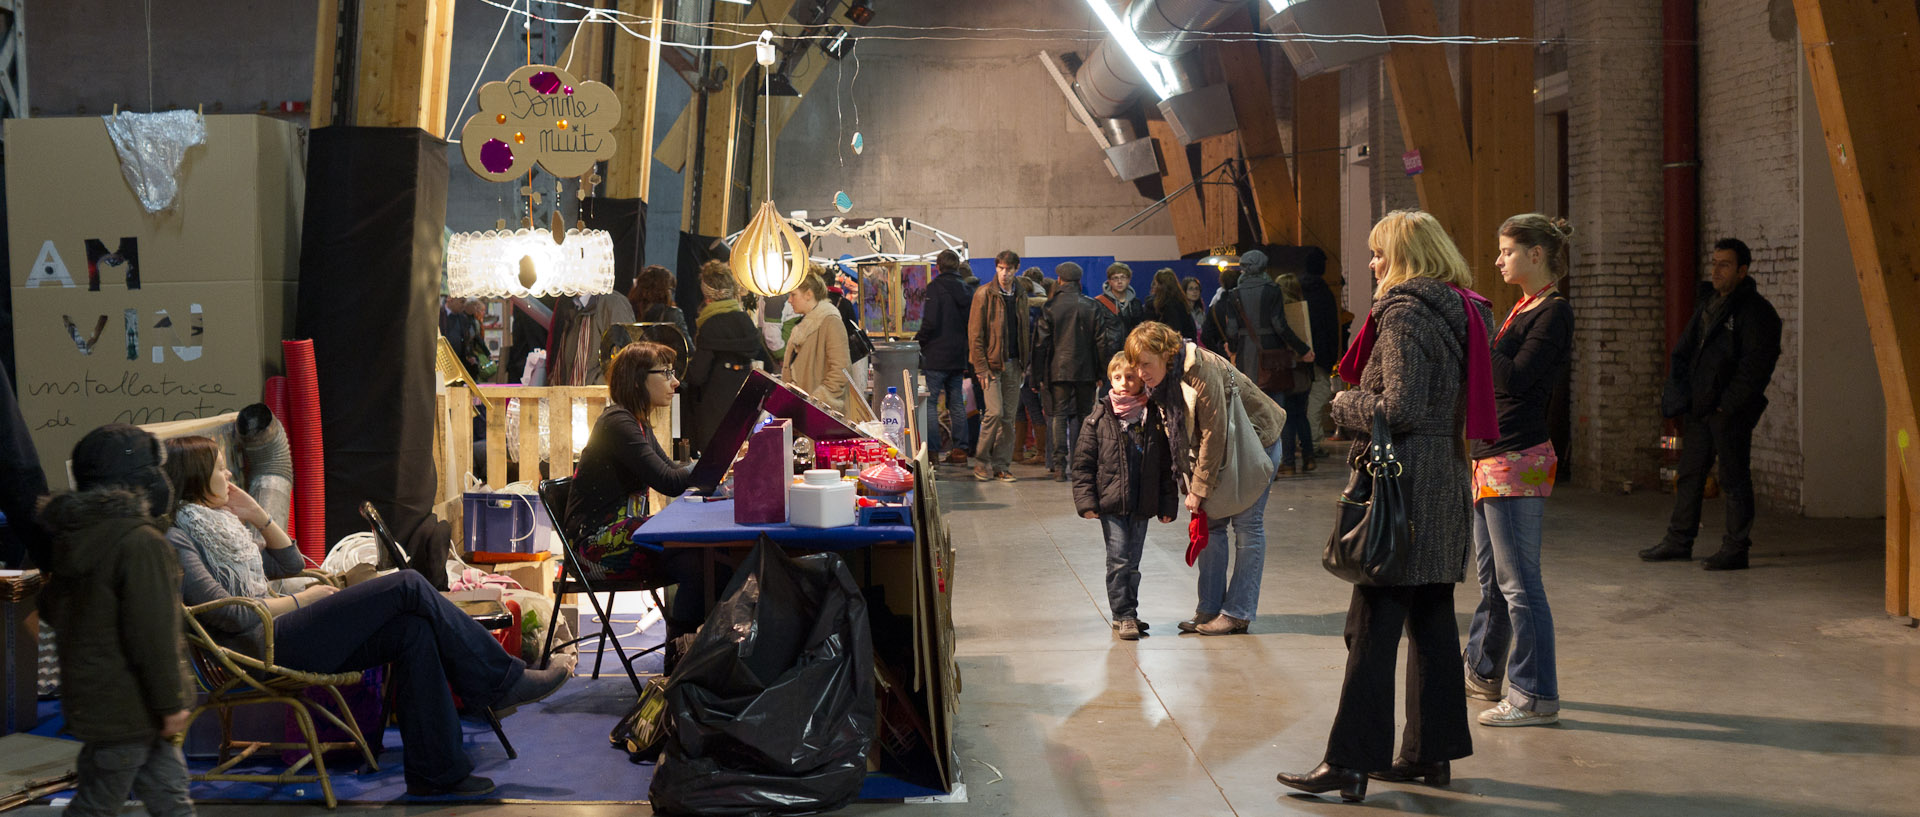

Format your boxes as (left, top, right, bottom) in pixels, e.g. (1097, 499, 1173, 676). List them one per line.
(730, 31, 809, 297)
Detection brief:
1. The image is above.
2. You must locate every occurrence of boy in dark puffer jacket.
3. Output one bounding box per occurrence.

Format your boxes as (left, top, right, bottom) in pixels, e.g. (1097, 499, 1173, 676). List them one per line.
(39, 425, 196, 817)
(1072, 353, 1178, 641)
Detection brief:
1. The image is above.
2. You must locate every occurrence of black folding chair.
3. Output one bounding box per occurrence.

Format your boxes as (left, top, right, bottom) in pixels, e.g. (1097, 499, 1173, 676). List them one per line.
(536, 478, 668, 696)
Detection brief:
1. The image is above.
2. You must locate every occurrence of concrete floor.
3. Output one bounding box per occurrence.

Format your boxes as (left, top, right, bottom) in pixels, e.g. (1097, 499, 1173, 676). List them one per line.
(27, 457, 1920, 816)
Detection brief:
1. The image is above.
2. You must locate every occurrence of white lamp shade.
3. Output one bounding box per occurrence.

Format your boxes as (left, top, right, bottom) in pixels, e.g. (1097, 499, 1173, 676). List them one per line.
(447, 227, 616, 298)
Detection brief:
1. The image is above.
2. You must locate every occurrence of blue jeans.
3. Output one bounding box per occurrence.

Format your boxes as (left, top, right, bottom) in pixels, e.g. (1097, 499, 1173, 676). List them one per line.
(924, 369, 970, 455)
(1464, 496, 1559, 714)
(1196, 437, 1285, 622)
(1101, 515, 1151, 621)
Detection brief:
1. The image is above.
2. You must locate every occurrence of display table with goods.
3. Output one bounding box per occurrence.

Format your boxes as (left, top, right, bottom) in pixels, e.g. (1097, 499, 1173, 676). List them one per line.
(634, 370, 962, 797)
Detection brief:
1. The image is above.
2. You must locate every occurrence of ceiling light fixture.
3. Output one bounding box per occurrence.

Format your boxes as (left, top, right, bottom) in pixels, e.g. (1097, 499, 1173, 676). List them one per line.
(1083, 0, 1177, 99)
(731, 31, 810, 297)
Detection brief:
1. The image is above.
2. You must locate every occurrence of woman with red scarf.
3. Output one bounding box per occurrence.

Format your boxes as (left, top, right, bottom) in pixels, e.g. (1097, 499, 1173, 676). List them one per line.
(1276, 210, 1498, 802)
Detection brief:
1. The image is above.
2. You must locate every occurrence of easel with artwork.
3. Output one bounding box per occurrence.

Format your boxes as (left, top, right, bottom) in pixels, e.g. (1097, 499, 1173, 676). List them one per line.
(859, 261, 933, 339)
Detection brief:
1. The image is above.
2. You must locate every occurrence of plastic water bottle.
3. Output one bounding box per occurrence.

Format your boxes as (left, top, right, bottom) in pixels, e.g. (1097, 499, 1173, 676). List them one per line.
(880, 386, 907, 450)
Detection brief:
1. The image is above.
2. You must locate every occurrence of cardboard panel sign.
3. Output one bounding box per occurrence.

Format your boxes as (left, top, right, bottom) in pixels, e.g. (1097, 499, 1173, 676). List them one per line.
(458, 64, 621, 183)
(4, 115, 304, 487)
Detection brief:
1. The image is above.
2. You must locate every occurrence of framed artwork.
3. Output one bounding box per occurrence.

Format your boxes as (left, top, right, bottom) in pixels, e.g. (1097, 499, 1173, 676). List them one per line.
(859, 261, 901, 336)
(900, 264, 930, 335)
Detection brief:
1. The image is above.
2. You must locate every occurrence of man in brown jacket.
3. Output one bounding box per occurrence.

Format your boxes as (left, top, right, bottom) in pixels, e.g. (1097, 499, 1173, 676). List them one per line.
(968, 250, 1033, 481)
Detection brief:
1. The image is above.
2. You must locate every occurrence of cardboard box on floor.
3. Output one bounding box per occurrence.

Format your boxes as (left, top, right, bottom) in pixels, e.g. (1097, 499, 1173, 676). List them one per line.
(4, 115, 304, 486)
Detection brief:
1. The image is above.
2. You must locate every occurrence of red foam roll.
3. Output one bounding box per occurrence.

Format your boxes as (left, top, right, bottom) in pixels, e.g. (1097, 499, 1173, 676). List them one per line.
(283, 340, 326, 564)
(262, 376, 295, 542)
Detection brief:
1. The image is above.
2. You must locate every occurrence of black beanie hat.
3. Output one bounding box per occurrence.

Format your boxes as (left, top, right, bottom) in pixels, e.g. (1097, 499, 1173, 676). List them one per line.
(70, 424, 172, 516)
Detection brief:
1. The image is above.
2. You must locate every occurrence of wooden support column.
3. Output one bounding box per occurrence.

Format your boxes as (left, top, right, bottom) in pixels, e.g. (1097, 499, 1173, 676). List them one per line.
(1295, 72, 1342, 305)
(1795, 0, 1920, 615)
(1462, 0, 1535, 317)
(1148, 118, 1211, 256)
(605, 0, 653, 199)
(351, 0, 457, 131)
(1378, 0, 1473, 239)
(311, 0, 339, 129)
(1216, 29, 1299, 245)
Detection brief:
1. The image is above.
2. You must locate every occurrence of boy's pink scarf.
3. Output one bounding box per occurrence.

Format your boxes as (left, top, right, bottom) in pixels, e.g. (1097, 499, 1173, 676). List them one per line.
(1108, 386, 1150, 425)
(1337, 284, 1501, 442)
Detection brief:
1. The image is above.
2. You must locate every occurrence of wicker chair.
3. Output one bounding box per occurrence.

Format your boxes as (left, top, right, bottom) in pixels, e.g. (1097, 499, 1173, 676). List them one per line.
(181, 571, 379, 809)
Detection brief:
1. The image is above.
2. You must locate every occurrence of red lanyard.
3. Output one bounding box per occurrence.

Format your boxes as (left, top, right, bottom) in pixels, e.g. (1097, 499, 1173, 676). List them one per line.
(1497, 285, 1554, 342)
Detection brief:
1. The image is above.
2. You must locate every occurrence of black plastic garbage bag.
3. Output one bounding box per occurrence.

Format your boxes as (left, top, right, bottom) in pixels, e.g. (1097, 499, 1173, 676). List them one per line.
(649, 536, 877, 816)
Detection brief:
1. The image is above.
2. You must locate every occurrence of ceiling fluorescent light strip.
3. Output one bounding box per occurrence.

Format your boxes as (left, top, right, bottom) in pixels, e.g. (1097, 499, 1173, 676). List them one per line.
(1083, 0, 1176, 100)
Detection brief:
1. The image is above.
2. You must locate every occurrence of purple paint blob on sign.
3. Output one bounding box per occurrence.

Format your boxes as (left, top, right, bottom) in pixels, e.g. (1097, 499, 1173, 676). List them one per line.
(480, 139, 515, 174)
(529, 71, 562, 95)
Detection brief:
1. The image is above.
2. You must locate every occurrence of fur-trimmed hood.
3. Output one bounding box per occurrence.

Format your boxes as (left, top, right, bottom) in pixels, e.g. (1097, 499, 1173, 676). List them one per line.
(37, 487, 159, 578)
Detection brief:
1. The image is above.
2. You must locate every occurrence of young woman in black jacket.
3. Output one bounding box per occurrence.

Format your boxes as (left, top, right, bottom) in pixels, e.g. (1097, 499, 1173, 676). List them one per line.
(1070, 353, 1177, 641)
(565, 342, 709, 630)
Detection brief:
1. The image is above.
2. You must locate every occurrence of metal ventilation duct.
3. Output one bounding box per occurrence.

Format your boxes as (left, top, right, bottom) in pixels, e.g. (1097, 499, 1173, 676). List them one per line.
(1071, 0, 1243, 120)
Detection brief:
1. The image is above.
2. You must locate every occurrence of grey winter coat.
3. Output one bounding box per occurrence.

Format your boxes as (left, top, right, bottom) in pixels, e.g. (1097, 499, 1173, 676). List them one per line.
(1329, 277, 1494, 586)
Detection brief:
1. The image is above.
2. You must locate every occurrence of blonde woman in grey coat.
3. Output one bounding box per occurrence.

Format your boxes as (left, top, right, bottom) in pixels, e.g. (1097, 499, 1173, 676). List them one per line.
(1277, 210, 1496, 802)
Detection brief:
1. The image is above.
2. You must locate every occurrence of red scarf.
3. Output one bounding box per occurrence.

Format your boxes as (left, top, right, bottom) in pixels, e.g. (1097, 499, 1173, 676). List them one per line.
(1337, 284, 1501, 442)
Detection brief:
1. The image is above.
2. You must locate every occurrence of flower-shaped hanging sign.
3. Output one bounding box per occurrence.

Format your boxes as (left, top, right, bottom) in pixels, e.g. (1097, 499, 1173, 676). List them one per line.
(459, 64, 622, 183)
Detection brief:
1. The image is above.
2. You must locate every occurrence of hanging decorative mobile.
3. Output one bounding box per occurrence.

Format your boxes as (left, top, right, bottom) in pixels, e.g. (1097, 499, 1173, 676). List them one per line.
(833, 191, 853, 213)
(850, 132, 864, 155)
(730, 31, 810, 297)
(448, 63, 623, 297)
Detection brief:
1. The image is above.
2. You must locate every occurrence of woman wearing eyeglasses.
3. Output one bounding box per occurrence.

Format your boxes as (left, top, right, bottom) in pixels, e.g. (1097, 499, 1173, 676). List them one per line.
(564, 342, 707, 632)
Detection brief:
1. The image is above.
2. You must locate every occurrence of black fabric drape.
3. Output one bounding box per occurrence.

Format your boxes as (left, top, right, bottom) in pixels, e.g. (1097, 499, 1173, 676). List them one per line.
(294, 127, 447, 552)
(584, 196, 647, 297)
(675, 230, 727, 313)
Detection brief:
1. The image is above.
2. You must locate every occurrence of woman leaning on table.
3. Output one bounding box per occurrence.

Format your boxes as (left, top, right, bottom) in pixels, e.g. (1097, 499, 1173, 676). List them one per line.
(1463, 214, 1574, 727)
(1275, 209, 1497, 802)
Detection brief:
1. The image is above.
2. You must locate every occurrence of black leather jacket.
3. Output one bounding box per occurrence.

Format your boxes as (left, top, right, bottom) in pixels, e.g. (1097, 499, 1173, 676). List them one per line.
(1663, 277, 1782, 420)
(1036, 292, 1120, 384)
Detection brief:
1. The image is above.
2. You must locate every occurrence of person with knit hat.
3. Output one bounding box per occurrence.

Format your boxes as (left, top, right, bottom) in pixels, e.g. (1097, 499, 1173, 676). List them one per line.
(37, 424, 197, 817)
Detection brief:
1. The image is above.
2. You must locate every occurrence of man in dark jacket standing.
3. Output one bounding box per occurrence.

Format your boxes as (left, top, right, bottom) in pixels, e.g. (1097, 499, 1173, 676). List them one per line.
(967, 250, 1032, 482)
(915, 249, 975, 463)
(1036, 262, 1119, 482)
(1643, 238, 1782, 570)
(1095, 262, 1148, 336)
(1291, 249, 1341, 439)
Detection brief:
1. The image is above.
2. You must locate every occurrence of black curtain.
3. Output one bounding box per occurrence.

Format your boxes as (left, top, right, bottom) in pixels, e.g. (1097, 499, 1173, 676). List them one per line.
(584, 196, 646, 298)
(675, 230, 727, 313)
(294, 128, 446, 551)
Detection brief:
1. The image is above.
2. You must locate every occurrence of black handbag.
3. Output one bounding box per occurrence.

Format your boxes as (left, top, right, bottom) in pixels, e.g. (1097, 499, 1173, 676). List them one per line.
(1323, 407, 1412, 585)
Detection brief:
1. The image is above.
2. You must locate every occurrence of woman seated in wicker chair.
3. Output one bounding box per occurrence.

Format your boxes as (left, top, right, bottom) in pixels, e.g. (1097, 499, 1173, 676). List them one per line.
(162, 435, 574, 798)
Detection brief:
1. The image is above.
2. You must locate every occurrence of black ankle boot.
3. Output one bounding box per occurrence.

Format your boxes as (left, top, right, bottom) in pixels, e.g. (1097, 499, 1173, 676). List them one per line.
(1276, 762, 1367, 802)
(1368, 758, 1450, 786)
(1639, 541, 1692, 562)
(1702, 545, 1749, 571)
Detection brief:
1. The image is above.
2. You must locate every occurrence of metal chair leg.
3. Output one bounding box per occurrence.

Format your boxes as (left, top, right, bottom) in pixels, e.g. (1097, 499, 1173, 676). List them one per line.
(484, 707, 517, 760)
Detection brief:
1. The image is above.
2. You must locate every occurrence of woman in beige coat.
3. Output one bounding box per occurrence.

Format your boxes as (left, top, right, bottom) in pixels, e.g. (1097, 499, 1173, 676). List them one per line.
(781, 272, 853, 416)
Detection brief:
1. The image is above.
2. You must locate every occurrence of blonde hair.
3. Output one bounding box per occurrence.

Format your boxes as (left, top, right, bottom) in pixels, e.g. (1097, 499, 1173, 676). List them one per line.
(1124, 320, 1184, 363)
(1106, 351, 1134, 379)
(1370, 210, 1474, 292)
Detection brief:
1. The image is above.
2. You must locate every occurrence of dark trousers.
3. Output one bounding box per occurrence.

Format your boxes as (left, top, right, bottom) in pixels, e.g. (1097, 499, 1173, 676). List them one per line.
(1324, 583, 1473, 772)
(1664, 411, 1757, 551)
(1049, 381, 1096, 472)
(276, 571, 524, 788)
(1279, 389, 1312, 463)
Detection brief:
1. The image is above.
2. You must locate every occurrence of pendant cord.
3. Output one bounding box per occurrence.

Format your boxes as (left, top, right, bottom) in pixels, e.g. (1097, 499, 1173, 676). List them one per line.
(763, 65, 773, 205)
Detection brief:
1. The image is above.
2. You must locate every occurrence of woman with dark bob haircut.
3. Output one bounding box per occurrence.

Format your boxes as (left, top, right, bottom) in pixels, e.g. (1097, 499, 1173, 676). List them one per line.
(164, 436, 574, 797)
(563, 342, 711, 635)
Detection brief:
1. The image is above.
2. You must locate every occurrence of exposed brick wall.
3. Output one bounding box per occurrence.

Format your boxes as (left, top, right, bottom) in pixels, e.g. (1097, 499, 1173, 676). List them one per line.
(1369, 60, 1421, 221)
(1565, 0, 1667, 490)
(1698, 0, 1803, 512)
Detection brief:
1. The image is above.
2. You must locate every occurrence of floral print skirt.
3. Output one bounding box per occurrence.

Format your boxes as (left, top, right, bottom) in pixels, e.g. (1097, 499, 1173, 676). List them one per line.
(579, 493, 658, 581)
(1472, 440, 1558, 500)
